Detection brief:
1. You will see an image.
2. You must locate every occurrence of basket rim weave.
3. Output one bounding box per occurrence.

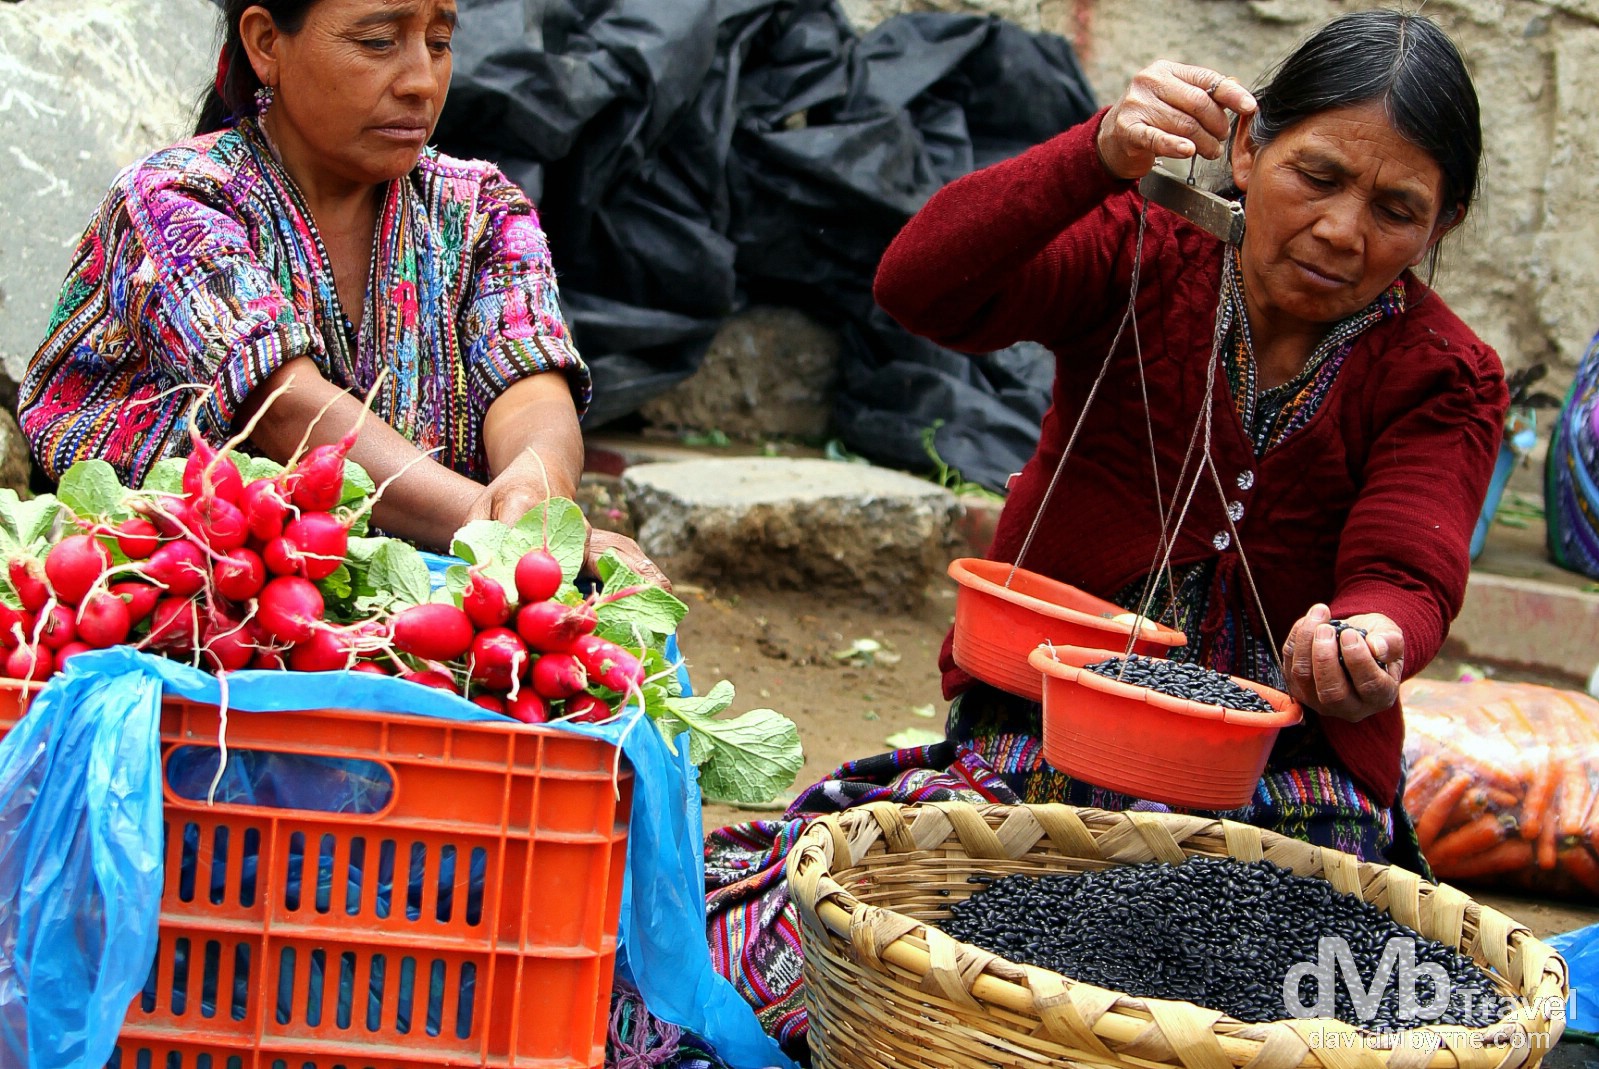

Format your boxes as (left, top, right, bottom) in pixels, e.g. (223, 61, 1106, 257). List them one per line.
(786, 800, 1569, 1069)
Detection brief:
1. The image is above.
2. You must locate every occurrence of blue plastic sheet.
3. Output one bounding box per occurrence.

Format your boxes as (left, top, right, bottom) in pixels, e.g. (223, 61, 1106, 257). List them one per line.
(0, 644, 792, 1069)
(1548, 924, 1599, 1037)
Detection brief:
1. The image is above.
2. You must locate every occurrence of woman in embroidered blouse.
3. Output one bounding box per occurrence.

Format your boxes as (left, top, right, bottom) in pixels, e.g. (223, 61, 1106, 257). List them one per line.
(874, 10, 1507, 864)
(20, 0, 662, 581)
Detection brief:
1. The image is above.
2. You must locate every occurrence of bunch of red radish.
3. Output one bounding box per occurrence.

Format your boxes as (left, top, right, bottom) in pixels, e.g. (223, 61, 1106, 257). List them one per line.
(385, 551, 646, 725)
(0, 428, 646, 726)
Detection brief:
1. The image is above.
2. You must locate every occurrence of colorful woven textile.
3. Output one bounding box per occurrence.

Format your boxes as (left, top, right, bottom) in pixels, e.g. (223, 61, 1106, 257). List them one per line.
(1547, 329, 1599, 580)
(21, 118, 590, 485)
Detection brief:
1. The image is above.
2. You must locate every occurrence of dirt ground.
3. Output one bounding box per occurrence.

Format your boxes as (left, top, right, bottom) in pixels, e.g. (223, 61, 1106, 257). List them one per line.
(668, 578, 1599, 939)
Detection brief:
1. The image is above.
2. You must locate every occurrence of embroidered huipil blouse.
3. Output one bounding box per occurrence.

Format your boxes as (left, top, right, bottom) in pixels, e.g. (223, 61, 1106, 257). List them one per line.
(21, 118, 591, 485)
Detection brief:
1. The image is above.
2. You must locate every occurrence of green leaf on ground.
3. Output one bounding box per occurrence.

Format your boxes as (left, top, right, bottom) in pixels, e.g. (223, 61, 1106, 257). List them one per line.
(884, 727, 944, 749)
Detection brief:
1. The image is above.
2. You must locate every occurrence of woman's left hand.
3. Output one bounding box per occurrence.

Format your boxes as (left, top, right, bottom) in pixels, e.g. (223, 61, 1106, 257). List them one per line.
(465, 463, 672, 593)
(1281, 604, 1404, 722)
(587, 529, 673, 593)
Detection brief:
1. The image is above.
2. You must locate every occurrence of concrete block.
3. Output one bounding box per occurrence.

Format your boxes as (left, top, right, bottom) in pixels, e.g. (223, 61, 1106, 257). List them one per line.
(622, 456, 961, 607)
(637, 306, 842, 442)
(1447, 571, 1599, 681)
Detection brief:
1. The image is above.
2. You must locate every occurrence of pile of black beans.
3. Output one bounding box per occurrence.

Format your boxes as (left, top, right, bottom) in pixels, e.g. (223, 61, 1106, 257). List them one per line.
(939, 858, 1506, 1032)
(1083, 655, 1275, 713)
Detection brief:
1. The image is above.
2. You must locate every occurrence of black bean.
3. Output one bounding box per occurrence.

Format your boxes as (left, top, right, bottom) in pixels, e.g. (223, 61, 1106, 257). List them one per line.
(937, 858, 1506, 1033)
(1083, 655, 1275, 713)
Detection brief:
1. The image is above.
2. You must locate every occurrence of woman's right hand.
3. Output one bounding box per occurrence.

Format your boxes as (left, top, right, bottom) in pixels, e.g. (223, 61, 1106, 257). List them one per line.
(1096, 61, 1258, 181)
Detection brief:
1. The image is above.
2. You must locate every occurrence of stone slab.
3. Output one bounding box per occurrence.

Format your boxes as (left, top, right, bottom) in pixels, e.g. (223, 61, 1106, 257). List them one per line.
(622, 457, 961, 607)
(637, 306, 842, 442)
(1447, 571, 1599, 683)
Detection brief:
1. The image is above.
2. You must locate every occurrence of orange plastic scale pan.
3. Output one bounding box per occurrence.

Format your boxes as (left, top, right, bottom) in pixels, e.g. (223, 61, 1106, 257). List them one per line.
(948, 557, 1185, 701)
(1029, 644, 1302, 810)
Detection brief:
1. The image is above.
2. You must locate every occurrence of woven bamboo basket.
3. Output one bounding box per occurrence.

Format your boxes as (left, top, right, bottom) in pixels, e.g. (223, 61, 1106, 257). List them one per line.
(786, 801, 1569, 1069)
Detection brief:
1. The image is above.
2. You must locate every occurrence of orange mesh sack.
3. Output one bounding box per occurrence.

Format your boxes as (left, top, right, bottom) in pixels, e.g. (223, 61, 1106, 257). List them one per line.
(1401, 678, 1599, 898)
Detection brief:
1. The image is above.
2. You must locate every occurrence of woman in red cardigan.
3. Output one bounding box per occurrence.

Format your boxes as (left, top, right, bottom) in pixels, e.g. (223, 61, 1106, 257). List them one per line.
(875, 10, 1506, 868)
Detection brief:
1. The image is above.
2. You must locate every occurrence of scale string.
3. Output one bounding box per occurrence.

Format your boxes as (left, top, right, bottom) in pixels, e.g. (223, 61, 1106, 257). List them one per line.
(1125, 245, 1285, 687)
(1006, 198, 1152, 587)
(1003, 184, 1286, 692)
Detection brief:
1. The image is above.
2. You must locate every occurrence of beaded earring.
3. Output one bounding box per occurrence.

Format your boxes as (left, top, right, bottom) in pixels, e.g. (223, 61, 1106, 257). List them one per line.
(254, 84, 275, 119)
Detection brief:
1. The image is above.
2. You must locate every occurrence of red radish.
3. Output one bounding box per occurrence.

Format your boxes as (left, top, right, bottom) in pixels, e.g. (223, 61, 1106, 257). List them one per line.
(286, 439, 352, 511)
(0, 604, 21, 650)
(462, 569, 511, 630)
(193, 496, 248, 552)
(241, 478, 292, 543)
(56, 641, 92, 665)
(564, 693, 613, 723)
(514, 549, 563, 604)
(288, 628, 356, 672)
(6, 643, 53, 681)
(468, 628, 529, 691)
(256, 576, 324, 645)
(531, 651, 586, 700)
(146, 598, 198, 652)
(281, 512, 348, 580)
(203, 620, 260, 672)
(76, 591, 131, 648)
(140, 498, 198, 540)
(251, 647, 289, 671)
(213, 549, 266, 602)
(516, 599, 596, 652)
(351, 661, 388, 675)
(263, 537, 300, 577)
(571, 635, 645, 693)
(471, 693, 507, 715)
(110, 582, 160, 625)
(507, 689, 549, 725)
(389, 603, 474, 662)
(44, 535, 112, 605)
(114, 518, 161, 560)
(183, 438, 244, 505)
(144, 541, 207, 598)
(400, 668, 458, 693)
(38, 605, 77, 651)
(8, 558, 49, 613)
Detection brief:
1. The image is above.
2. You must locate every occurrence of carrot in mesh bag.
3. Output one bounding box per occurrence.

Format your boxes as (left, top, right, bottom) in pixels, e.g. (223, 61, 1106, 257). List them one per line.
(1400, 678, 1599, 897)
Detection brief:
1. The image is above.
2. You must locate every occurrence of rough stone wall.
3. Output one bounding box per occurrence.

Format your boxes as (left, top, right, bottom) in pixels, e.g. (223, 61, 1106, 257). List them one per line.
(845, 0, 1599, 385)
(0, 0, 218, 398)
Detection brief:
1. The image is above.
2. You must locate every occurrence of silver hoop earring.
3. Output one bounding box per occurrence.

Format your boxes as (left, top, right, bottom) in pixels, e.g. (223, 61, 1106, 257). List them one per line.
(254, 84, 275, 119)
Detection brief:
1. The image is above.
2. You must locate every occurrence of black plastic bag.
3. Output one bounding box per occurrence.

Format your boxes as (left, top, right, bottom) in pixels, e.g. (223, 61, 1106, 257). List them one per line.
(434, 0, 1097, 489)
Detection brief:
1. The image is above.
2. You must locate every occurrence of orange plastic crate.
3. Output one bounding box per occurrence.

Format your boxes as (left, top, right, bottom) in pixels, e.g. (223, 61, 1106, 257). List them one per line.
(0, 682, 632, 1068)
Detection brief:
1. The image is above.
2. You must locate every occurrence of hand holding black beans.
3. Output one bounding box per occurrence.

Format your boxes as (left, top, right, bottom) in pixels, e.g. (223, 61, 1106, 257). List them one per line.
(1282, 604, 1404, 723)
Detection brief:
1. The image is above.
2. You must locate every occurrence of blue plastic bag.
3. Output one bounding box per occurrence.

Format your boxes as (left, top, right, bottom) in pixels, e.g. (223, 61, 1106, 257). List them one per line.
(1548, 923, 1599, 1037)
(0, 645, 791, 1069)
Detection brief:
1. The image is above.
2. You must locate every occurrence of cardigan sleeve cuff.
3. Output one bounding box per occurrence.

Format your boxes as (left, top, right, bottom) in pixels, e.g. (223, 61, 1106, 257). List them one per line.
(1043, 106, 1140, 212)
(1328, 581, 1445, 680)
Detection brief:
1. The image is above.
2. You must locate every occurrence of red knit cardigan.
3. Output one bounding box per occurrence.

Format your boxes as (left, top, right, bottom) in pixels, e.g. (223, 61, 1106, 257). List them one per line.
(873, 109, 1508, 807)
